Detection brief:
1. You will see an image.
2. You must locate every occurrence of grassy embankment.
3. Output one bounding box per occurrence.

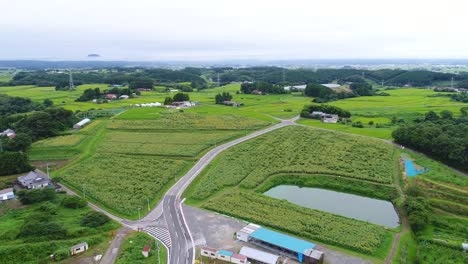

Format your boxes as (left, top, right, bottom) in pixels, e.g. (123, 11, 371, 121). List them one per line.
(115, 232, 167, 264)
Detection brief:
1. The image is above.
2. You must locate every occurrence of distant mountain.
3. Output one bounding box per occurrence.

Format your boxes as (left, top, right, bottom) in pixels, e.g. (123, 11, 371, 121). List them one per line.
(87, 54, 101, 58)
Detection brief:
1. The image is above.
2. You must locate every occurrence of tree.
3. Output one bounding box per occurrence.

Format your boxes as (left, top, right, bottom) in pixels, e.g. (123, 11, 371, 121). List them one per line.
(164, 97, 174, 105)
(17, 188, 56, 205)
(0, 152, 32, 176)
(304, 83, 332, 97)
(440, 110, 453, 119)
(215, 92, 232, 104)
(43, 98, 54, 107)
(61, 195, 87, 209)
(80, 211, 110, 227)
(173, 93, 190, 102)
(424, 111, 439, 121)
(350, 82, 373, 96)
(5, 133, 32, 152)
(129, 78, 154, 89)
(404, 196, 432, 232)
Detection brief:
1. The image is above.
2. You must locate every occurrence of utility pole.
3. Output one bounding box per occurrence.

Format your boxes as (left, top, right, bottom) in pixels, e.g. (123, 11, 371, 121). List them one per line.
(217, 72, 220, 87)
(138, 207, 141, 220)
(451, 77, 454, 89)
(69, 70, 75, 90)
(46, 163, 50, 177)
(156, 240, 160, 264)
(147, 198, 150, 212)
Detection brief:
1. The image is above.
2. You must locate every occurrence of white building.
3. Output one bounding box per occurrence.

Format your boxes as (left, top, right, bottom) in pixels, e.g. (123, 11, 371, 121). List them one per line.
(119, 95, 129, 100)
(239, 247, 279, 264)
(73, 118, 91, 129)
(0, 188, 15, 201)
(201, 246, 217, 258)
(237, 223, 261, 242)
(284, 85, 306, 91)
(321, 83, 341, 89)
(216, 250, 233, 262)
(70, 242, 88, 255)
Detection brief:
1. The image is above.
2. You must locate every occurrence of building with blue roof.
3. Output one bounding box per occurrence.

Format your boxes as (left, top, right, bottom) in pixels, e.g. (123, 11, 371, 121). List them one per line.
(216, 249, 234, 262)
(248, 227, 316, 262)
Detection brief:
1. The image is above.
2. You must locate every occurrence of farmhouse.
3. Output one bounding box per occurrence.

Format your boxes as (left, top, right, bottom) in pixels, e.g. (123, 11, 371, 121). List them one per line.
(0, 188, 15, 201)
(142, 245, 150, 257)
(105, 93, 117, 100)
(201, 246, 217, 258)
(18, 170, 51, 189)
(310, 112, 339, 124)
(237, 224, 323, 263)
(239, 246, 279, 264)
(0, 129, 16, 138)
(283, 85, 306, 91)
(73, 118, 91, 129)
(70, 242, 88, 255)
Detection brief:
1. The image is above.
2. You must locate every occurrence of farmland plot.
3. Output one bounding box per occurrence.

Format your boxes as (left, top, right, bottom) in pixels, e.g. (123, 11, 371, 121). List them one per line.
(60, 153, 189, 216)
(188, 126, 394, 200)
(110, 112, 270, 130)
(32, 135, 85, 148)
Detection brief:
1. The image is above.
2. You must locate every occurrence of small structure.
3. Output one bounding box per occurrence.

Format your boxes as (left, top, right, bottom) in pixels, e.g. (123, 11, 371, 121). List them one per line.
(216, 249, 233, 262)
(201, 246, 217, 258)
(73, 118, 91, 129)
(106, 94, 117, 100)
(0, 188, 15, 201)
(251, 90, 263, 95)
(136, 88, 152, 91)
(321, 83, 341, 89)
(0, 129, 16, 139)
(223, 101, 243, 107)
(70, 242, 88, 255)
(231, 253, 248, 264)
(119, 95, 129, 100)
(310, 112, 339, 124)
(142, 245, 151, 258)
(284, 85, 307, 91)
(462, 243, 468, 252)
(237, 223, 261, 242)
(172, 101, 196, 108)
(239, 246, 279, 264)
(303, 249, 324, 264)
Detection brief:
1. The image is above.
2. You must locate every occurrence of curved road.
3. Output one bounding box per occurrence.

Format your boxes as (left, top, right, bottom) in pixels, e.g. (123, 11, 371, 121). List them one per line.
(158, 116, 298, 264)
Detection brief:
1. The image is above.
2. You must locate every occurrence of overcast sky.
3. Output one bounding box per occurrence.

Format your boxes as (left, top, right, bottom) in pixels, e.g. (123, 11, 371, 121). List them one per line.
(1, 0, 467, 61)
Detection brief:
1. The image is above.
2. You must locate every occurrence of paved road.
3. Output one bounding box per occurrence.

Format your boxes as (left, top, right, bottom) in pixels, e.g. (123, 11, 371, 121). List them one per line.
(156, 117, 298, 264)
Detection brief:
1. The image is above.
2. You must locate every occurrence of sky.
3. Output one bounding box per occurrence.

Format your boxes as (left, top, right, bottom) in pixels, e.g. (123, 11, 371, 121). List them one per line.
(1, 0, 468, 61)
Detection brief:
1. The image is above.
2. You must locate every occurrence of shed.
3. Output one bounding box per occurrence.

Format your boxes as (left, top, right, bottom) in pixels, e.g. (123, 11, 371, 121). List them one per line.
(216, 249, 233, 261)
(0, 188, 15, 201)
(142, 245, 151, 257)
(70, 242, 88, 255)
(73, 118, 91, 129)
(231, 253, 248, 264)
(239, 246, 279, 264)
(237, 223, 261, 242)
(200, 246, 217, 258)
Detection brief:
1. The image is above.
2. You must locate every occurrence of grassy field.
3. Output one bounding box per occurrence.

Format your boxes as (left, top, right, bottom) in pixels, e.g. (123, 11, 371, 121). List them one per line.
(116, 232, 167, 264)
(0, 194, 119, 264)
(187, 126, 395, 200)
(185, 125, 397, 259)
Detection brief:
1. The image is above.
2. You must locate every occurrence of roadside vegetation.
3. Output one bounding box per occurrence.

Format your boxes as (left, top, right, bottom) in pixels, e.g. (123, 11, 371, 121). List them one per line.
(116, 232, 167, 264)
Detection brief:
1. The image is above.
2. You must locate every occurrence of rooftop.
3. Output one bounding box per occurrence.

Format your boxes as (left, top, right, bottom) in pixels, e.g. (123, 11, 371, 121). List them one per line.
(239, 246, 278, 264)
(71, 242, 88, 250)
(217, 249, 233, 256)
(0, 188, 13, 195)
(250, 227, 316, 254)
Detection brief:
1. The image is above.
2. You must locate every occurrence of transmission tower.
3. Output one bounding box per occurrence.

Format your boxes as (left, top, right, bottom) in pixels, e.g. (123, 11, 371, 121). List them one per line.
(217, 72, 220, 87)
(69, 70, 75, 90)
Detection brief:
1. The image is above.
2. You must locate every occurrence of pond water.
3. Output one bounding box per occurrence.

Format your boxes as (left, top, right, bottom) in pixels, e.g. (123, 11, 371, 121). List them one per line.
(404, 159, 427, 177)
(264, 185, 400, 228)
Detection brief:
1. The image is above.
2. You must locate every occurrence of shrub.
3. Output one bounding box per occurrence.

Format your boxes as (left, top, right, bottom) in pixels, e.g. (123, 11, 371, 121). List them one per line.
(53, 247, 70, 261)
(352, 121, 364, 128)
(61, 195, 87, 209)
(17, 188, 56, 205)
(80, 211, 110, 227)
(38, 202, 59, 215)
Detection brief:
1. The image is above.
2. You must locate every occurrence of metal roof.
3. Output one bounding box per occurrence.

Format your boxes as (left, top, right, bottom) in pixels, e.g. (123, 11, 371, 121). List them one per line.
(0, 188, 13, 195)
(217, 250, 233, 256)
(75, 118, 91, 127)
(250, 228, 316, 254)
(239, 247, 278, 264)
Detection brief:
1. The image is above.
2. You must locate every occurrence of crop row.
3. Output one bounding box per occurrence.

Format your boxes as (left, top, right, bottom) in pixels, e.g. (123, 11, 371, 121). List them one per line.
(32, 135, 85, 148)
(203, 189, 391, 255)
(60, 153, 189, 216)
(189, 126, 394, 199)
(108, 113, 270, 130)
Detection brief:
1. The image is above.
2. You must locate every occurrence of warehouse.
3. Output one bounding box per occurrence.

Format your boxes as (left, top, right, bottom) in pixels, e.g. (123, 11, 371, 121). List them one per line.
(239, 246, 279, 264)
(237, 224, 324, 263)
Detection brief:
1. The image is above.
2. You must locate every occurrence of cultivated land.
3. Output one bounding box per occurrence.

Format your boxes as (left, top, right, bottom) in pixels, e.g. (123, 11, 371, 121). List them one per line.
(185, 126, 398, 260)
(3, 81, 466, 263)
(0, 194, 119, 264)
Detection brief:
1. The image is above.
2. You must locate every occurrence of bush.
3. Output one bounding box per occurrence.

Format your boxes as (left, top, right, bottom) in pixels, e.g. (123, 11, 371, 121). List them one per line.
(53, 247, 70, 261)
(352, 121, 364, 128)
(38, 202, 59, 215)
(80, 211, 110, 227)
(17, 188, 56, 205)
(61, 195, 87, 209)
(18, 213, 67, 241)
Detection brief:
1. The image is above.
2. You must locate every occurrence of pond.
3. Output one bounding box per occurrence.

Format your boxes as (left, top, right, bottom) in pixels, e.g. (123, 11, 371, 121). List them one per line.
(264, 185, 400, 228)
(404, 159, 427, 177)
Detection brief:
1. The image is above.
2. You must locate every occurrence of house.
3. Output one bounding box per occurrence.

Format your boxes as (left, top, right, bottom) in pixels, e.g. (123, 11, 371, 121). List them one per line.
(216, 250, 233, 262)
(0, 129, 16, 139)
(310, 112, 339, 124)
(119, 95, 129, 100)
(106, 94, 117, 100)
(73, 118, 91, 129)
(223, 101, 243, 107)
(142, 245, 151, 258)
(18, 170, 51, 189)
(251, 90, 263, 95)
(231, 253, 248, 264)
(201, 246, 217, 258)
(70, 242, 88, 255)
(0, 188, 15, 201)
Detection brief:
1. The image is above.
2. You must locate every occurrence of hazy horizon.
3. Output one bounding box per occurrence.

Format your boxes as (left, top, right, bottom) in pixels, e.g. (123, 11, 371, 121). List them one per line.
(2, 0, 468, 61)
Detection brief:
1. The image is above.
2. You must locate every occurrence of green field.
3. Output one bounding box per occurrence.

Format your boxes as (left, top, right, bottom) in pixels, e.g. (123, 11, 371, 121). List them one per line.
(0, 194, 119, 264)
(116, 232, 167, 264)
(185, 125, 397, 259)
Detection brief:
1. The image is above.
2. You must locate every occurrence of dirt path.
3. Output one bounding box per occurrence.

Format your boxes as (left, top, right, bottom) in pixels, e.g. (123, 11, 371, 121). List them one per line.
(384, 155, 409, 264)
(99, 226, 132, 264)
